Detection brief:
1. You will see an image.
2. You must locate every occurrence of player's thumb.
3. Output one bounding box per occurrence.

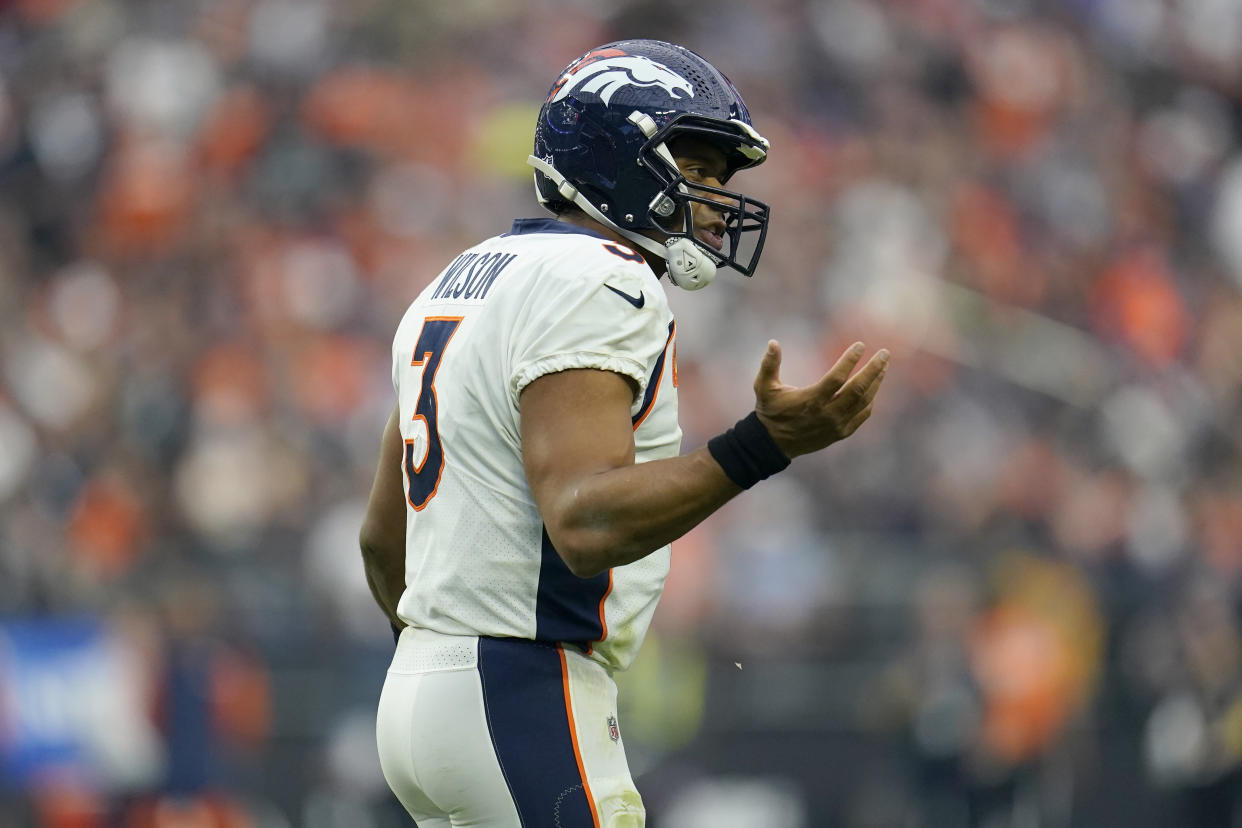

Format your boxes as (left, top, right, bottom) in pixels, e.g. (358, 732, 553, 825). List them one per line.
(753, 340, 782, 395)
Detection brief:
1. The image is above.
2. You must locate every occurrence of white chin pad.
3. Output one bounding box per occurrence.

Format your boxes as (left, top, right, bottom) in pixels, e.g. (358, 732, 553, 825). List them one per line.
(665, 238, 717, 291)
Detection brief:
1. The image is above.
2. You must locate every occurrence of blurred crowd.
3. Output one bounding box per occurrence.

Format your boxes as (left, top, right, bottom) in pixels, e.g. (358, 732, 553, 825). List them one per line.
(1, 0, 1242, 825)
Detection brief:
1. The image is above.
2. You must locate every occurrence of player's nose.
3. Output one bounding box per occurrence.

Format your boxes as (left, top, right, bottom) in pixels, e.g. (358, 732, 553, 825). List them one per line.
(697, 185, 729, 228)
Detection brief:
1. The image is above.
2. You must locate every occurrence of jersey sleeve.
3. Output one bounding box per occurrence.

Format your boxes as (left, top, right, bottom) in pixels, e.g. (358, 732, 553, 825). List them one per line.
(510, 264, 666, 412)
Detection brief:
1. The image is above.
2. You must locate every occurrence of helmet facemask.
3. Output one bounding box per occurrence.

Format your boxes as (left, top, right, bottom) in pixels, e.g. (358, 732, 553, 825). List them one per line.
(642, 155, 771, 278)
(629, 112, 771, 284)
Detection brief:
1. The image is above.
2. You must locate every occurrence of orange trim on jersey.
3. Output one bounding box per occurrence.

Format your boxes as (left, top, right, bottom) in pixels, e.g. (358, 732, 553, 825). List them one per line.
(671, 330, 679, 387)
(632, 321, 676, 431)
(586, 571, 614, 656)
(404, 315, 463, 512)
(558, 646, 602, 828)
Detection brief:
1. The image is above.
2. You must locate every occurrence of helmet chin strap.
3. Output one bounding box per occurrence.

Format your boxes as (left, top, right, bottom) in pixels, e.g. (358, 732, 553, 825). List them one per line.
(526, 154, 718, 291)
(663, 237, 716, 290)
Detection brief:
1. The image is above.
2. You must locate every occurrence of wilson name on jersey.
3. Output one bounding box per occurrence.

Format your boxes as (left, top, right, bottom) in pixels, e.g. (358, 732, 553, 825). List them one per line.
(390, 218, 680, 673)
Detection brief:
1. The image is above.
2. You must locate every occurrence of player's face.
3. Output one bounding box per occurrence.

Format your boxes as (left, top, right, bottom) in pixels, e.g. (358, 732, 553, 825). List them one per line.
(666, 136, 734, 252)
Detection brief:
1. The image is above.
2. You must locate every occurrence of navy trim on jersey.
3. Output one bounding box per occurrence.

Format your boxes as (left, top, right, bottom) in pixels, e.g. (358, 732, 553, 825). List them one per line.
(507, 218, 611, 240)
(477, 637, 597, 827)
(535, 529, 610, 648)
(632, 320, 676, 427)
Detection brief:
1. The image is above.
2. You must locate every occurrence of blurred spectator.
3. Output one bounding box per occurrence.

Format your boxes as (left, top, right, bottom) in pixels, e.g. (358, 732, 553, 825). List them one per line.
(0, 0, 1241, 823)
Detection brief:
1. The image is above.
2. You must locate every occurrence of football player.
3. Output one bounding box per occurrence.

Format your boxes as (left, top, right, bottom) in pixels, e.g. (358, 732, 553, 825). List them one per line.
(360, 39, 889, 827)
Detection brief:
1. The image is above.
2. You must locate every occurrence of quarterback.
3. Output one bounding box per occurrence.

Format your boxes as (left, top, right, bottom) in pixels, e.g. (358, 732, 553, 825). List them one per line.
(360, 39, 888, 827)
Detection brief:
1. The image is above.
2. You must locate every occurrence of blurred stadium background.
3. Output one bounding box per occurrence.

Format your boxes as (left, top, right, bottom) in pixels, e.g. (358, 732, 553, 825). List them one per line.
(2, 0, 1242, 825)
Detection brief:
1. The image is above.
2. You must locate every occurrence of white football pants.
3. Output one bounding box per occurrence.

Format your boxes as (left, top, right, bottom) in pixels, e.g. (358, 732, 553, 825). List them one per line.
(376, 627, 646, 827)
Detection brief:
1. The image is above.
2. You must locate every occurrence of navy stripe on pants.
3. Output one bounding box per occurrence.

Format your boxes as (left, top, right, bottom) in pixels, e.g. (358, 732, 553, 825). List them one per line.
(477, 636, 597, 827)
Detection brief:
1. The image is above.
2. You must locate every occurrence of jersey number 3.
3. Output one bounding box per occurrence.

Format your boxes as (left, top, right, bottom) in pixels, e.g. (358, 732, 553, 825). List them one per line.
(404, 317, 462, 510)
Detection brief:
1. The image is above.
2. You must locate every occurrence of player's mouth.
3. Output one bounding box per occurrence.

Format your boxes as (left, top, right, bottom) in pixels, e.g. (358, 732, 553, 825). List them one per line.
(695, 212, 727, 251)
(697, 228, 725, 251)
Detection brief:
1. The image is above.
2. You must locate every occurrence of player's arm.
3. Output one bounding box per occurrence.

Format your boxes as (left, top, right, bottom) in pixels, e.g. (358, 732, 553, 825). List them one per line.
(522, 340, 888, 578)
(359, 404, 408, 629)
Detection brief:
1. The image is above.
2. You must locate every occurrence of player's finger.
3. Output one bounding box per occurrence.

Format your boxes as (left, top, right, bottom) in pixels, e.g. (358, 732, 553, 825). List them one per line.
(843, 403, 873, 436)
(833, 350, 890, 409)
(753, 340, 783, 395)
(812, 342, 866, 396)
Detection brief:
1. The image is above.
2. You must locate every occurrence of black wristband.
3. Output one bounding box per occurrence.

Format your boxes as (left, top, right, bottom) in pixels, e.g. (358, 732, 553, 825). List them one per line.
(707, 412, 790, 490)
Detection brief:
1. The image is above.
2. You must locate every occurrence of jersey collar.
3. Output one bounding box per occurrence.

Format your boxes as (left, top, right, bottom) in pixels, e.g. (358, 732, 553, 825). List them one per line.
(507, 218, 611, 240)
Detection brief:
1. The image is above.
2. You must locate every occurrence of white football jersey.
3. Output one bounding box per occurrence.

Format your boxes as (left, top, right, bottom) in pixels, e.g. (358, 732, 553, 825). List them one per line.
(390, 218, 680, 673)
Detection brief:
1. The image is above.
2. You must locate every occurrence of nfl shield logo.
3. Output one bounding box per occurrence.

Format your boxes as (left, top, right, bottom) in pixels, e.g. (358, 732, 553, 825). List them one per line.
(607, 715, 620, 743)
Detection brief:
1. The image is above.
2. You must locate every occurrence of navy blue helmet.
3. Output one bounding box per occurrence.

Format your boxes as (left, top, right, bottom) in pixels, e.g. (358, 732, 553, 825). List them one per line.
(529, 40, 771, 289)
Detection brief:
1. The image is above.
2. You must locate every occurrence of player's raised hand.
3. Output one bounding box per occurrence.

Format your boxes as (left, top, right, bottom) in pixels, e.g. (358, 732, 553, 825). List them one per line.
(753, 340, 889, 459)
